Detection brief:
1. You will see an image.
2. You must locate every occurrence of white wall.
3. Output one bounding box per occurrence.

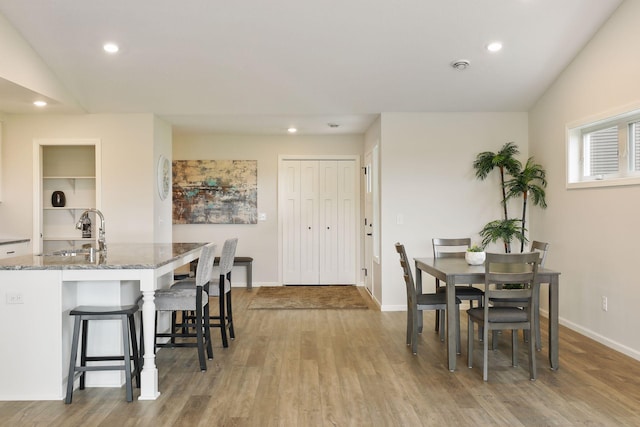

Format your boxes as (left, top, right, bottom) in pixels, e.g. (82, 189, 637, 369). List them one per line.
(153, 117, 173, 243)
(529, 0, 640, 360)
(172, 132, 364, 286)
(378, 112, 529, 310)
(0, 113, 166, 245)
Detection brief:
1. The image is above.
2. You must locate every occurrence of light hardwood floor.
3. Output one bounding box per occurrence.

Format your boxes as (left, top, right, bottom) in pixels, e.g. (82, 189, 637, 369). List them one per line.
(2, 287, 640, 426)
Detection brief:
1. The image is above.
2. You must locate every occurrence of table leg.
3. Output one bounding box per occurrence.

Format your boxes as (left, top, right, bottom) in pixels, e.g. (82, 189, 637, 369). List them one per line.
(414, 261, 424, 333)
(139, 280, 160, 400)
(446, 274, 456, 371)
(548, 276, 559, 370)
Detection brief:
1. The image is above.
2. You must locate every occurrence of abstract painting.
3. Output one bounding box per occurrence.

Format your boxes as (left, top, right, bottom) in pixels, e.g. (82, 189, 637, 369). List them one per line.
(172, 160, 257, 224)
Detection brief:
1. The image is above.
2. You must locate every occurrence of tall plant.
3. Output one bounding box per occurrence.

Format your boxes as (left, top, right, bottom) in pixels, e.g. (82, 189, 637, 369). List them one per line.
(473, 142, 521, 252)
(473, 142, 521, 223)
(505, 157, 547, 252)
(473, 143, 547, 253)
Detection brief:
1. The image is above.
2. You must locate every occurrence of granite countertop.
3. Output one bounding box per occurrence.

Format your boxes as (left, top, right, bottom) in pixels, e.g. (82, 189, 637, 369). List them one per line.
(0, 238, 30, 246)
(0, 242, 205, 271)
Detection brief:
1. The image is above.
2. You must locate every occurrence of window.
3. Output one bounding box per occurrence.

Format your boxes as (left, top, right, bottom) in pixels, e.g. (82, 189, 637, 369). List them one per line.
(631, 120, 640, 172)
(567, 107, 640, 188)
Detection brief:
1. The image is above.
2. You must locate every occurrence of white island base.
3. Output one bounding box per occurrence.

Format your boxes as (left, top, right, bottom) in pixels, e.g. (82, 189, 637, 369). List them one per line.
(0, 243, 204, 401)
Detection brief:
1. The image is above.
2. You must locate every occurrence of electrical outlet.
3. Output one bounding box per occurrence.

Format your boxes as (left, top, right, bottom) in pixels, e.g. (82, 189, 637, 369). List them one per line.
(601, 296, 608, 312)
(6, 293, 24, 304)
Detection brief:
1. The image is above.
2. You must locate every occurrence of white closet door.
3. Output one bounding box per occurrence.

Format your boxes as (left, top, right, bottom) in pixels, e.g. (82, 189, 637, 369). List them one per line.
(282, 161, 301, 283)
(299, 161, 319, 284)
(319, 161, 338, 284)
(336, 160, 357, 284)
(281, 158, 357, 285)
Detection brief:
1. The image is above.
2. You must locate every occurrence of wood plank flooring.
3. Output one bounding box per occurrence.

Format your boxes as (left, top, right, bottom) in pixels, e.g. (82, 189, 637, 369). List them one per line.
(2, 287, 640, 426)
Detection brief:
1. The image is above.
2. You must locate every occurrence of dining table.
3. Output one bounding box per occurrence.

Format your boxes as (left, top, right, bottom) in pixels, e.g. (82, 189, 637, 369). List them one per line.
(413, 257, 561, 372)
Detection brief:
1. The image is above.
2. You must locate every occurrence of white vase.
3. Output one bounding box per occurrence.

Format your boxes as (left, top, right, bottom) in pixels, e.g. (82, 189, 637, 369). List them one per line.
(465, 251, 486, 265)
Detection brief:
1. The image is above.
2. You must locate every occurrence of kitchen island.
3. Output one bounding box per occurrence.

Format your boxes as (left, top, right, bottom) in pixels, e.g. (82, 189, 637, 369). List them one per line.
(0, 242, 205, 401)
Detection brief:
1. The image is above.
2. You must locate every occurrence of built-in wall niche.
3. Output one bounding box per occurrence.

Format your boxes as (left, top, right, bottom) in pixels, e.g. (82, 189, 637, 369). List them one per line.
(34, 140, 101, 254)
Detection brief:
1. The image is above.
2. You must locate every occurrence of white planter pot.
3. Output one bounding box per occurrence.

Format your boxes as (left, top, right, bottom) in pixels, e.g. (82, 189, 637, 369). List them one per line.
(465, 251, 486, 265)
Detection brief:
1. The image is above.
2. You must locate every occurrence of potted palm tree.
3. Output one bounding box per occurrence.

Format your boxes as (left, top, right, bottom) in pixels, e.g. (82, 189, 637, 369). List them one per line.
(473, 142, 547, 253)
(505, 157, 547, 252)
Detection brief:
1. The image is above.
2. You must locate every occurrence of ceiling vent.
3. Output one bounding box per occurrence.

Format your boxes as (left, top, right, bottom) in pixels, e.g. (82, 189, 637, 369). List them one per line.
(451, 60, 470, 71)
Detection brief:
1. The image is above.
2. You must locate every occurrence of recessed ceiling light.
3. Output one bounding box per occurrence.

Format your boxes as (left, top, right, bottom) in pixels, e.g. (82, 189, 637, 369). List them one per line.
(33, 100, 47, 107)
(103, 43, 119, 54)
(487, 42, 503, 52)
(287, 127, 297, 134)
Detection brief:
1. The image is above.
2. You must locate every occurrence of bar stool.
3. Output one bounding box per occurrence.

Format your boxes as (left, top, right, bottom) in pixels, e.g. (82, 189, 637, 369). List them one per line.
(65, 305, 141, 403)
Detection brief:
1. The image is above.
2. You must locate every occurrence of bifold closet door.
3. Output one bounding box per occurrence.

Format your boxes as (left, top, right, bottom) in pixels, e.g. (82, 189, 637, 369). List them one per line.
(319, 161, 338, 283)
(282, 159, 356, 285)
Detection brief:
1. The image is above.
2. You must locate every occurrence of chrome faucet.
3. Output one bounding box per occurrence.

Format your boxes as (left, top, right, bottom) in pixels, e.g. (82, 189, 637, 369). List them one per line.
(76, 208, 106, 252)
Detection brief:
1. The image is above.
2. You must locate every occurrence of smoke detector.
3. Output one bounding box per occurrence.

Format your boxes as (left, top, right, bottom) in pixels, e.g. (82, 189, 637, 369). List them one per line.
(451, 59, 470, 71)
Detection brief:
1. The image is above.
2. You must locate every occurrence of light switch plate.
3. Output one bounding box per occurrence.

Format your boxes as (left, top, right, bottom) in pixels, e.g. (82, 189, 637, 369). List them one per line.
(258, 213, 267, 221)
(6, 293, 24, 304)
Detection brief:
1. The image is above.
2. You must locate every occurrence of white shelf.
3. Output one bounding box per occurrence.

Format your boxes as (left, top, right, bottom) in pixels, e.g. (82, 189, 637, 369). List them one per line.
(43, 176, 95, 179)
(43, 207, 94, 211)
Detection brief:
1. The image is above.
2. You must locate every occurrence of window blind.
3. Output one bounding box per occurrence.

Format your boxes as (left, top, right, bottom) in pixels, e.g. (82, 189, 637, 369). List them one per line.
(585, 126, 618, 176)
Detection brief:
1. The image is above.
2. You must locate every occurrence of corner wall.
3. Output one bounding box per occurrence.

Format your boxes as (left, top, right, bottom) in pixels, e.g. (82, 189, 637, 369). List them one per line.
(529, 0, 640, 360)
(378, 112, 529, 310)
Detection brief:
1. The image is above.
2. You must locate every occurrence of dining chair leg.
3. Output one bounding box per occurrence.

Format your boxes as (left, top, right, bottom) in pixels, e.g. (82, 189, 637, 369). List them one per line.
(467, 316, 474, 368)
(411, 308, 419, 355)
(120, 313, 134, 402)
(226, 292, 235, 340)
(482, 321, 489, 381)
(406, 307, 412, 346)
(203, 303, 213, 360)
(218, 293, 229, 348)
(455, 304, 461, 355)
(512, 329, 519, 367)
(195, 308, 207, 372)
(534, 305, 541, 351)
(438, 309, 445, 342)
(529, 326, 537, 380)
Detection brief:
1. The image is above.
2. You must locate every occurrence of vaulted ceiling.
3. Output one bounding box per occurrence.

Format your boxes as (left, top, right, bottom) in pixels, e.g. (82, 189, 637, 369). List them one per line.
(0, 0, 623, 134)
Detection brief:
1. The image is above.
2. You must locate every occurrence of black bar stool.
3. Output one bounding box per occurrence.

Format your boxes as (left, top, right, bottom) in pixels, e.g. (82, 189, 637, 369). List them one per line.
(65, 305, 141, 403)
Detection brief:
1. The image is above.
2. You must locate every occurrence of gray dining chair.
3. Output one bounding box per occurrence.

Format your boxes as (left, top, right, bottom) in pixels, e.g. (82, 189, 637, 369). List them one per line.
(491, 240, 549, 351)
(395, 243, 461, 355)
(153, 242, 216, 371)
(467, 251, 540, 381)
(173, 238, 238, 347)
(432, 238, 484, 334)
